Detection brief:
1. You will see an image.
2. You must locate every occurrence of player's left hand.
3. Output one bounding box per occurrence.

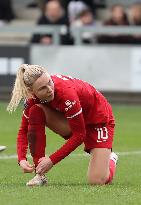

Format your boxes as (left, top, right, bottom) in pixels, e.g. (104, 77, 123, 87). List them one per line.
(36, 156, 53, 175)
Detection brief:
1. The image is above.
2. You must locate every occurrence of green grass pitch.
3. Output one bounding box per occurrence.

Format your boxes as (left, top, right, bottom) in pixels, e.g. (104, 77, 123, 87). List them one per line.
(0, 102, 141, 205)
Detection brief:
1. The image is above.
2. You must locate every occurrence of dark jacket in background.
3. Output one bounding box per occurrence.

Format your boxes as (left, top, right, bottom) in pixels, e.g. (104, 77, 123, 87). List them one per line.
(31, 15, 73, 45)
(0, 0, 15, 22)
(97, 16, 135, 44)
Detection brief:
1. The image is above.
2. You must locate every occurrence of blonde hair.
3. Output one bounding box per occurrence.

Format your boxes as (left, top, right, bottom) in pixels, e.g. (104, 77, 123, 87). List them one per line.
(7, 64, 47, 112)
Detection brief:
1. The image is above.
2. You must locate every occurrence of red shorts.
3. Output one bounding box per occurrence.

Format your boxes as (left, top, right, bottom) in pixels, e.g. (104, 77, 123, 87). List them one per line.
(84, 119, 115, 153)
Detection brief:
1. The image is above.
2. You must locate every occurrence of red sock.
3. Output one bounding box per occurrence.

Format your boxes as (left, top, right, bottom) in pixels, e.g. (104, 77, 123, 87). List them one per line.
(27, 105, 46, 167)
(105, 159, 116, 184)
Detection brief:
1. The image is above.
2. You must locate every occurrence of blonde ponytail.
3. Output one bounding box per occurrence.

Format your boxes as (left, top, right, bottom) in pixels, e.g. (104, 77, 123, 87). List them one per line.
(7, 64, 47, 112)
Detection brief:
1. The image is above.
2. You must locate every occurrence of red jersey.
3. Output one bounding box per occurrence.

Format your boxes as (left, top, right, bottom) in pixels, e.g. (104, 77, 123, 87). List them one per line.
(17, 74, 114, 164)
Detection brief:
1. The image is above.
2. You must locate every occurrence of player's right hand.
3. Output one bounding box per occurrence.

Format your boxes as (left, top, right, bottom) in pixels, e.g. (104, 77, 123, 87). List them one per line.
(19, 160, 34, 173)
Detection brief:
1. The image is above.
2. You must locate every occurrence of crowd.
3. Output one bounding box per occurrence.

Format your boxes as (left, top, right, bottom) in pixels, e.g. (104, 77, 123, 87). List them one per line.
(0, 0, 141, 44)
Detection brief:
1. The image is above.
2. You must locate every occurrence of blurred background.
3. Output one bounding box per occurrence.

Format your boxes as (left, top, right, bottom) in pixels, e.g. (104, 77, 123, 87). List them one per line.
(0, 0, 141, 103)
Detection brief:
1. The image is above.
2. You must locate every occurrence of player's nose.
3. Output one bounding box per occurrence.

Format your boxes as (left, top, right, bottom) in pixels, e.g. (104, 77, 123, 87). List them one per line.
(47, 86, 53, 93)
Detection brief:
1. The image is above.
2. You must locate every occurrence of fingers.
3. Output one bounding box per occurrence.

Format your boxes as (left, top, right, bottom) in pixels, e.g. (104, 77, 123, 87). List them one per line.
(38, 158, 44, 164)
(20, 160, 34, 173)
(26, 161, 33, 168)
(36, 166, 46, 175)
(23, 167, 34, 173)
(23, 165, 34, 173)
(36, 168, 43, 175)
(23, 169, 34, 173)
(36, 160, 46, 175)
(25, 166, 34, 173)
(36, 162, 43, 175)
(36, 157, 53, 175)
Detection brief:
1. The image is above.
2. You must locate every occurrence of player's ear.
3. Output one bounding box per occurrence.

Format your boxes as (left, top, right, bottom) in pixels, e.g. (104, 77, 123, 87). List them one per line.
(27, 87, 34, 95)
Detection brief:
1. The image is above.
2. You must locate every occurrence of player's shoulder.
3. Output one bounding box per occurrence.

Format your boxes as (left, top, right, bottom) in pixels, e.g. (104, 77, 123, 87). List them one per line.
(51, 74, 76, 81)
(52, 74, 74, 91)
(51, 74, 73, 83)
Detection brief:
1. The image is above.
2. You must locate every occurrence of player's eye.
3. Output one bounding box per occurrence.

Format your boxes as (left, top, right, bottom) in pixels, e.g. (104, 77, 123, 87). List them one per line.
(39, 86, 46, 91)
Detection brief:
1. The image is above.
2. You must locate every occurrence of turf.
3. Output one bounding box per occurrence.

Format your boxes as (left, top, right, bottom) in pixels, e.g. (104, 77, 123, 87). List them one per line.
(0, 103, 141, 205)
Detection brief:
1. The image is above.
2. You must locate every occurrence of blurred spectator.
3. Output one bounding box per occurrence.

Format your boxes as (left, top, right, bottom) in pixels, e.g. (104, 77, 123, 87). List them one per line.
(29, 0, 105, 19)
(129, 2, 141, 25)
(68, 1, 88, 23)
(62, 0, 105, 18)
(31, 0, 73, 45)
(128, 2, 141, 44)
(97, 4, 132, 44)
(72, 8, 96, 44)
(0, 0, 15, 25)
(104, 4, 129, 25)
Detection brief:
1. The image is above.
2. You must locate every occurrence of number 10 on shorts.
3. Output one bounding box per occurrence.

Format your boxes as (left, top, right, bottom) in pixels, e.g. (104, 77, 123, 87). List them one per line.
(96, 127, 108, 142)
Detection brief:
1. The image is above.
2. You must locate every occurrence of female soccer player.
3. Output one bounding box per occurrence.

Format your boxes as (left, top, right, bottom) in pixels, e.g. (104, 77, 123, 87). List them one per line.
(7, 64, 118, 186)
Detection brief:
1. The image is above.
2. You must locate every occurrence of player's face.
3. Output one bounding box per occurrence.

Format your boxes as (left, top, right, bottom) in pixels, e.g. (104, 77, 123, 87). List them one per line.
(32, 72, 54, 102)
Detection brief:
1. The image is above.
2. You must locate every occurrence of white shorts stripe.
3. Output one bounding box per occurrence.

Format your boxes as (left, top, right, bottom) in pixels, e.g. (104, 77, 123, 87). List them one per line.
(67, 108, 82, 119)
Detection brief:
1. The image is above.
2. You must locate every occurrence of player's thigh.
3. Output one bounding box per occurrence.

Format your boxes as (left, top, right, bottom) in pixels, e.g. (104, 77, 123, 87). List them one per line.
(87, 148, 111, 185)
(37, 104, 71, 137)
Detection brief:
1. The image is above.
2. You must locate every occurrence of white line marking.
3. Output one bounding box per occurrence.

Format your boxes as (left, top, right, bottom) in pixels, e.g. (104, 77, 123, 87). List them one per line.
(0, 151, 141, 160)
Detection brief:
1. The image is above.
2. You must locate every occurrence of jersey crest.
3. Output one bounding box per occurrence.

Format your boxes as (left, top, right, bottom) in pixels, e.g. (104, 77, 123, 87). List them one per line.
(65, 100, 76, 111)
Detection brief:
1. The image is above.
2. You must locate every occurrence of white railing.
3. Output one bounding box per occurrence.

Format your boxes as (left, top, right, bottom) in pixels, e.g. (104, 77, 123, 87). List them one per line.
(0, 25, 141, 45)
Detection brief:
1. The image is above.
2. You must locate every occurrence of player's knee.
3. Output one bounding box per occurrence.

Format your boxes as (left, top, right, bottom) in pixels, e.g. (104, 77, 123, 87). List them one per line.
(88, 174, 107, 185)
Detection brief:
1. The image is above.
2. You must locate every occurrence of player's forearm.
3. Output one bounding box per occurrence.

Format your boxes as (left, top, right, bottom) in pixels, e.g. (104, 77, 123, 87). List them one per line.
(17, 116, 28, 162)
(49, 133, 85, 165)
(17, 133, 28, 162)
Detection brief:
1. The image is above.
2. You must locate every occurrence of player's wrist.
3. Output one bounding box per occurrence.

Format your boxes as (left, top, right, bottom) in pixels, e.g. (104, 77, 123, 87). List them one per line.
(18, 158, 27, 166)
(49, 155, 56, 165)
